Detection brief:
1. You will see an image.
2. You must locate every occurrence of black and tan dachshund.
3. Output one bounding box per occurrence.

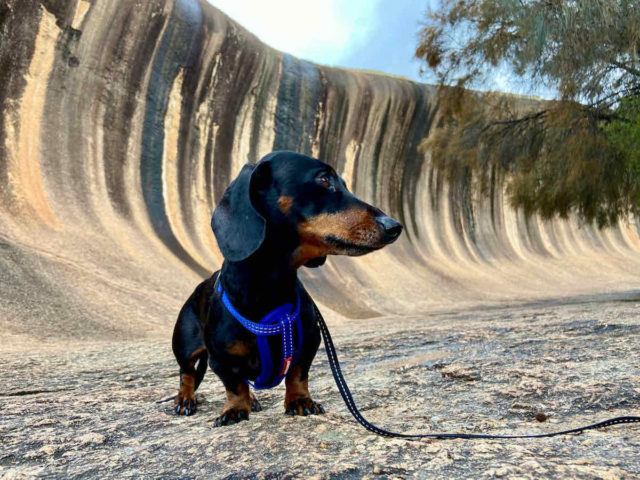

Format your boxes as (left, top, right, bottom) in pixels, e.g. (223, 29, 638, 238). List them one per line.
(172, 151, 402, 426)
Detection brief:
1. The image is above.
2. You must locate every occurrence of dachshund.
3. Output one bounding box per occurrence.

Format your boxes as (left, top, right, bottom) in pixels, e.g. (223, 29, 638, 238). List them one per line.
(172, 151, 402, 426)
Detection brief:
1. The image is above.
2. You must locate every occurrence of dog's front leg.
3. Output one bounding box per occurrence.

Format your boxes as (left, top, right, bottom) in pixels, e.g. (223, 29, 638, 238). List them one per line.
(211, 368, 262, 427)
(283, 303, 325, 416)
(285, 309, 325, 416)
(284, 365, 325, 415)
(213, 379, 253, 427)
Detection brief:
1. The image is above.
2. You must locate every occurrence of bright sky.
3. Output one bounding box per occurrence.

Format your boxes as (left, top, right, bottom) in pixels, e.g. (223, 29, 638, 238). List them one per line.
(209, 0, 432, 83)
(208, 0, 553, 98)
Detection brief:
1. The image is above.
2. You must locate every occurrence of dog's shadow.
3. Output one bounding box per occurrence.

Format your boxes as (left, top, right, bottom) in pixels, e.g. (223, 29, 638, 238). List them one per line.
(159, 389, 282, 418)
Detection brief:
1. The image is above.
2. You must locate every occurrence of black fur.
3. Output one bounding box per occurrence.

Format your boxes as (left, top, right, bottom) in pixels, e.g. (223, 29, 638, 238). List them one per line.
(211, 163, 267, 262)
(172, 151, 402, 426)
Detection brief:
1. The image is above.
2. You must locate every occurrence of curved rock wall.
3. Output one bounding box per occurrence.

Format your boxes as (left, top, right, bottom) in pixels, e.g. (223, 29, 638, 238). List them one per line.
(1, 0, 639, 343)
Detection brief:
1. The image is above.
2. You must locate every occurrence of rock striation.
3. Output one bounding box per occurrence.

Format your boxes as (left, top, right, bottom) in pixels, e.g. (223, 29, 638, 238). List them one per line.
(1, 0, 639, 344)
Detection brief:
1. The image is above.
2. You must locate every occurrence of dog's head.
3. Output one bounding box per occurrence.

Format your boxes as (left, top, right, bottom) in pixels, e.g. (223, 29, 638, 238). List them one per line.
(212, 151, 403, 267)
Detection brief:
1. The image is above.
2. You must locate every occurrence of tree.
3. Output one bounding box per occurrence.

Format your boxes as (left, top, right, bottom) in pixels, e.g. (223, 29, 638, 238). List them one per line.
(415, 0, 640, 226)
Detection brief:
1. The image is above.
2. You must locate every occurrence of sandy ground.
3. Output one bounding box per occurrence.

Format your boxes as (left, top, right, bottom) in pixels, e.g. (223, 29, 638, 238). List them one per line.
(1, 294, 639, 479)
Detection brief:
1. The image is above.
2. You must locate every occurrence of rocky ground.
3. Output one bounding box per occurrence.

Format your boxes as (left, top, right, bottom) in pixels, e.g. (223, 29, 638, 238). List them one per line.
(1, 294, 640, 479)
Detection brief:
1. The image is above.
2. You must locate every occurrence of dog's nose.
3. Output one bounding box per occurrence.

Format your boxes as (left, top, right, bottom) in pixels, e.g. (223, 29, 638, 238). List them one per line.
(376, 216, 403, 243)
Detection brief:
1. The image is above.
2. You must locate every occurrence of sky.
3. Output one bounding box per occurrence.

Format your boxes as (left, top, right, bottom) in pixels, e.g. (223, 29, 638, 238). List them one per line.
(208, 0, 553, 98)
(209, 0, 433, 84)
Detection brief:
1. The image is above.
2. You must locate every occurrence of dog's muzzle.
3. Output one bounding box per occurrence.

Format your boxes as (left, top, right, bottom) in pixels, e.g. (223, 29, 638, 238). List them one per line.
(375, 215, 403, 244)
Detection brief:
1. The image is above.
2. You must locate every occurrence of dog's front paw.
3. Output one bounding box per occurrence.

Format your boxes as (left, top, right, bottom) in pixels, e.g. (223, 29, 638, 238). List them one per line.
(284, 398, 325, 416)
(174, 393, 197, 416)
(213, 408, 249, 427)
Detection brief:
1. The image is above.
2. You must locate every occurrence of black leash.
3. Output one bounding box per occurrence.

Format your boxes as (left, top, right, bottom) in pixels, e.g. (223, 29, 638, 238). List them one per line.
(315, 308, 640, 440)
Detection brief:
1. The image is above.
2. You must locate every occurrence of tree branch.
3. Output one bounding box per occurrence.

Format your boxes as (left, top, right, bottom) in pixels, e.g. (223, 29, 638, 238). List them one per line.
(481, 110, 548, 133)
(610, 60, 640, 78)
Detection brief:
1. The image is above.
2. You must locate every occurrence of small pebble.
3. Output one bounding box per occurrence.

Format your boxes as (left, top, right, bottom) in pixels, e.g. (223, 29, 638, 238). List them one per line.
(39, 445, 57, 455)
(77, 432, 106, 445)
(534, 413, 548, 422)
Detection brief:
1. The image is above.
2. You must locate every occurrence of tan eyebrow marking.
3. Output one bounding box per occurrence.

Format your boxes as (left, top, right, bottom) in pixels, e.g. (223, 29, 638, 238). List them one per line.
(277, 196, 294, 214)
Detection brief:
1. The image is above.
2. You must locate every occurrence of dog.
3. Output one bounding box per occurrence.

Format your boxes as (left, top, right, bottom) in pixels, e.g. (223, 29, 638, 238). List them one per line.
(172, 151, 402, 426)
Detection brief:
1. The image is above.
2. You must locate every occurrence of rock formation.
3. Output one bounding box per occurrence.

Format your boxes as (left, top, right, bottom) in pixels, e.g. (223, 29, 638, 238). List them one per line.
(1, 0, 639, 345)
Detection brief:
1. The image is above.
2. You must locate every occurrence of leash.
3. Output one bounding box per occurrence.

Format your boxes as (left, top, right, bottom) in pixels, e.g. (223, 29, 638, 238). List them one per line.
(314, 305, 640, 440)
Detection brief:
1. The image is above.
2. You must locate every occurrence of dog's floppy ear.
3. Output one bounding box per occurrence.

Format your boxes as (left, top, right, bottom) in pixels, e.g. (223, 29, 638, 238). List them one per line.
(211, 163, 266, 262)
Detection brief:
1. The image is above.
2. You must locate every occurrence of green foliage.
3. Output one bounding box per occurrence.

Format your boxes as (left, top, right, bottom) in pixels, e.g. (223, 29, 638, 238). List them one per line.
(416, 0, 640, 225)
(422, 91, 640, 226)
(605, 96, 640, 195)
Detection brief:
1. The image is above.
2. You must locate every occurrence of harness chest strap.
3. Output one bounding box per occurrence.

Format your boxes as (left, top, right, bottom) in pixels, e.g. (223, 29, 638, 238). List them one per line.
(215, 277, 302, 389)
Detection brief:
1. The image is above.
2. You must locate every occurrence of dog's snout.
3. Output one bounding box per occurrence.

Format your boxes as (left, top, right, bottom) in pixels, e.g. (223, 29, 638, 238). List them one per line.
(376, 216, 403, 243)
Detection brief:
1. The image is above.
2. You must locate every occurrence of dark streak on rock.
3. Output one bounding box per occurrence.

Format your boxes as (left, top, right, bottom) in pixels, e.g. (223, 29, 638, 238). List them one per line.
(0, 0, 41, 209)
(103, 1, 166, 218)
(139, 0, 208, 276)
(4, 388, 71, 397)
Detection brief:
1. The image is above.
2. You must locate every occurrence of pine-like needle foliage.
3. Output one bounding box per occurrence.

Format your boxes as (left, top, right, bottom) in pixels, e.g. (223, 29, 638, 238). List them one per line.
(416, 0, 640, 226)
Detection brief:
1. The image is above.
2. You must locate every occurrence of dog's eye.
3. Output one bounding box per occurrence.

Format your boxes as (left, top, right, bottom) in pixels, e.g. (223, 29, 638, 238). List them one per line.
(316, 176, 332, 189)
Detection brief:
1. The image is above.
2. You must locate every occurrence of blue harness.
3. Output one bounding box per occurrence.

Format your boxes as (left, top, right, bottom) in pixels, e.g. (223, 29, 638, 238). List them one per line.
(216, 279, 303, 389)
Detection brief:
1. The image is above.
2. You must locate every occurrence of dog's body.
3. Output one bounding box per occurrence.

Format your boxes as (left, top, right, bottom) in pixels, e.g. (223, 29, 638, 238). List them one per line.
(172, 151, 402, 426)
